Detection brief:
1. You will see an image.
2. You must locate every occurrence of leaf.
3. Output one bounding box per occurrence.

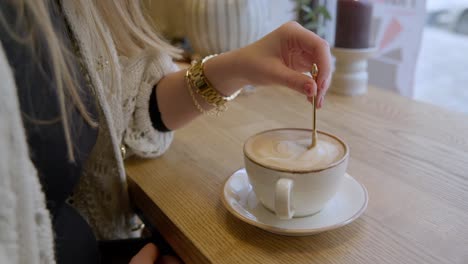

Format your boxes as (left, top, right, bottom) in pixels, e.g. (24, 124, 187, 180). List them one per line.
(296, 0, 312, 5)
(316, 6, 332, 20)
(305, 21, 319, 30)
(293, 0, 311, 12)
(304, 12, 317, 20)
(301, 5, 312, 14)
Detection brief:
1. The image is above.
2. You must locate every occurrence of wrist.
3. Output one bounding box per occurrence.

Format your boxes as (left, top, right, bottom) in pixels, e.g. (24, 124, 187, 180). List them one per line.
(202, 51, 249, 96)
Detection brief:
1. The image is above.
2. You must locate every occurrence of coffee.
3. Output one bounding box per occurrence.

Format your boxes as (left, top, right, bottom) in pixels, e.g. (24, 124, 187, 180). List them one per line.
(245, 129, 345, 171)
(244, 129, 349, 219)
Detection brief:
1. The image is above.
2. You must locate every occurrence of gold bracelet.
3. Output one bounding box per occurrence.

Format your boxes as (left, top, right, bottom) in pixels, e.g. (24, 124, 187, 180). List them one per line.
(186, 54, 241, 111)
(185, 72, 225, 116)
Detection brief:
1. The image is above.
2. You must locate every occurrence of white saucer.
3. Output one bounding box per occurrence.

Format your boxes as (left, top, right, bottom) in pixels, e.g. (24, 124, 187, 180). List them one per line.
(222, 168, 368, 236)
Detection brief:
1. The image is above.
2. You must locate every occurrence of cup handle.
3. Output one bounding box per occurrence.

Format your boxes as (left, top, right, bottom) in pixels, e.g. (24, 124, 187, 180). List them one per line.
(275, 178, 294, 219)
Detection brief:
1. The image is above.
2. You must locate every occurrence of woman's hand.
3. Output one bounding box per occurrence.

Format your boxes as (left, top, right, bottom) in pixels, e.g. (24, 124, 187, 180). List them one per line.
(156, 22, 332, 130)
(204, 21, 332, 107)
(129, 243, 182, 264)
(129, 243, 158, 264)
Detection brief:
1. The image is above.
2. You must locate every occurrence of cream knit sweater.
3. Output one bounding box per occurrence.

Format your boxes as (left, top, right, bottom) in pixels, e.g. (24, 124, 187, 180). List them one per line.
(0, 0, 177, 262)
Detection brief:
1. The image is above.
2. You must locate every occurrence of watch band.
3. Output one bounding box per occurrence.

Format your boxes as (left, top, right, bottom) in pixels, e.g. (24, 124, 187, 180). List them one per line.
(186, 54, 241, 109)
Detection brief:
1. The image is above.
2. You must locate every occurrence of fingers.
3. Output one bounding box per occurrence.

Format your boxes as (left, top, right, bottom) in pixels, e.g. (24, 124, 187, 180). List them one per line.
(285, 22, 332, 103)
(317, 77, 330, 108)
(293, 25, 332, 88)
(310, 38, 331, 103)
(307, 93, 324, 108)
(129, 243, 159, 264)
(313, 40, 332, 96)
(316, 75, 329, 106)
(272, 67, 317, 96)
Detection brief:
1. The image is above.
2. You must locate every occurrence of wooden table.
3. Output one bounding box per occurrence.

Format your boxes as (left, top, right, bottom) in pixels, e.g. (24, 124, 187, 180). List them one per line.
(126, 86, 468, 264)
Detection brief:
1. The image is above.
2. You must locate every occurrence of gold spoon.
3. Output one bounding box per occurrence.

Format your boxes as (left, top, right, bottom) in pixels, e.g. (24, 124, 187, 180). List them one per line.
(309, 64, 319, 149)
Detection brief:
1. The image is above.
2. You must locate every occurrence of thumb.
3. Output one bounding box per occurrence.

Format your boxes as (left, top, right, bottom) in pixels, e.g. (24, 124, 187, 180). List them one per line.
(129, 243, 159, 264)
(271, 67, 317, 96)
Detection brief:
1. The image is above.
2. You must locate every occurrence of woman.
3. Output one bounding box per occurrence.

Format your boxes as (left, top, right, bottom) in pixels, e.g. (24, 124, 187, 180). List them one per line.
(0, 0, 331, 263)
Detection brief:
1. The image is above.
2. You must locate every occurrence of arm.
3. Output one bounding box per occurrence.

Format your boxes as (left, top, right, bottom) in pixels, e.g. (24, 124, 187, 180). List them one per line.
(123, 22, 331, 158)
(157, 22, 332, 130)
(121, 49, 178, 158)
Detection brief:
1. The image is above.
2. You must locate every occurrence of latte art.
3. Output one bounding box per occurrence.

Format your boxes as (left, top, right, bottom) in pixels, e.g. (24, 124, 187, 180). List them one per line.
(245, 130, 345, 171)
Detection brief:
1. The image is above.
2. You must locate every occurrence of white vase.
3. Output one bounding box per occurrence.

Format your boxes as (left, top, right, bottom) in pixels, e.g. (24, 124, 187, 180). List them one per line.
(330, 47, 376, 96)
(185, 0, 269, 57)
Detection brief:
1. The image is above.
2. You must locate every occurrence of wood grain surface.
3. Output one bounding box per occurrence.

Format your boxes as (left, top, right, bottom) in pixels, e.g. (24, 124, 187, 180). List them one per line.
(126, 85, 468, 264)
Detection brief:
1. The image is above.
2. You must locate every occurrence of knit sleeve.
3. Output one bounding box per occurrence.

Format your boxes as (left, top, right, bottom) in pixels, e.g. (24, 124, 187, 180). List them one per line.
(120, 48, 179, 158)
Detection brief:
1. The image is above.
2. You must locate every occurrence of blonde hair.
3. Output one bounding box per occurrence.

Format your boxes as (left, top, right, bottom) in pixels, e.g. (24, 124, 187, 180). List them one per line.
(1, 0, 180, 161)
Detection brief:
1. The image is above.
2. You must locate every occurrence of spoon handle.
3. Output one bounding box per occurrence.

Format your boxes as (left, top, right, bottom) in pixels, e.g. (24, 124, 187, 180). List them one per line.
(310, 64, 319, 149)
(311, 95, 318, 148)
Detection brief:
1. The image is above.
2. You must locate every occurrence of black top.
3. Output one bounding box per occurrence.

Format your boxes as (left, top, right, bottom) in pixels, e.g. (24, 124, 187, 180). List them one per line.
(0, 1, 99, 263)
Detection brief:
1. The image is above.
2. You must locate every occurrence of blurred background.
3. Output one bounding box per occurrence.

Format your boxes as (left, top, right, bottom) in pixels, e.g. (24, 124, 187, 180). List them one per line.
(415, 0, 468, 113)
(144, 0, 468, 113)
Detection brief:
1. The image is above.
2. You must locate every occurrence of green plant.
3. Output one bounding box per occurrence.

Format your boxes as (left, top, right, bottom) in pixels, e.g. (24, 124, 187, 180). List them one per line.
(295, 0, 331, 34)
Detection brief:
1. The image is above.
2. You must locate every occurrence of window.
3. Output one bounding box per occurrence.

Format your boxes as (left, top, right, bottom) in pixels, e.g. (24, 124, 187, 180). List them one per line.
(414, 0, 468, 113)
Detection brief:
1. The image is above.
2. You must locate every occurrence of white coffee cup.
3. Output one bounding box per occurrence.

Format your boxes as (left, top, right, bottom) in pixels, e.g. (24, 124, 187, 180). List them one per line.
(243, 129, 349, 219)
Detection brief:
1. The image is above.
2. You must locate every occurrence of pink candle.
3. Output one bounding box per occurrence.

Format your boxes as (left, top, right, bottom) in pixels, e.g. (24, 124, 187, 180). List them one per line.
(335, 0, 373, 49)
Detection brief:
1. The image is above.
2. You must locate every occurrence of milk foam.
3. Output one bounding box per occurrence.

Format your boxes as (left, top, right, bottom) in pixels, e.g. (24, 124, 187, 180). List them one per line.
(245, 130, 345, 171)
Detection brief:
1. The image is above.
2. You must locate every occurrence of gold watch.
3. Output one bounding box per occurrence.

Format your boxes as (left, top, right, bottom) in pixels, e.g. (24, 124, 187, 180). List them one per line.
(186, 54, 241, 108)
